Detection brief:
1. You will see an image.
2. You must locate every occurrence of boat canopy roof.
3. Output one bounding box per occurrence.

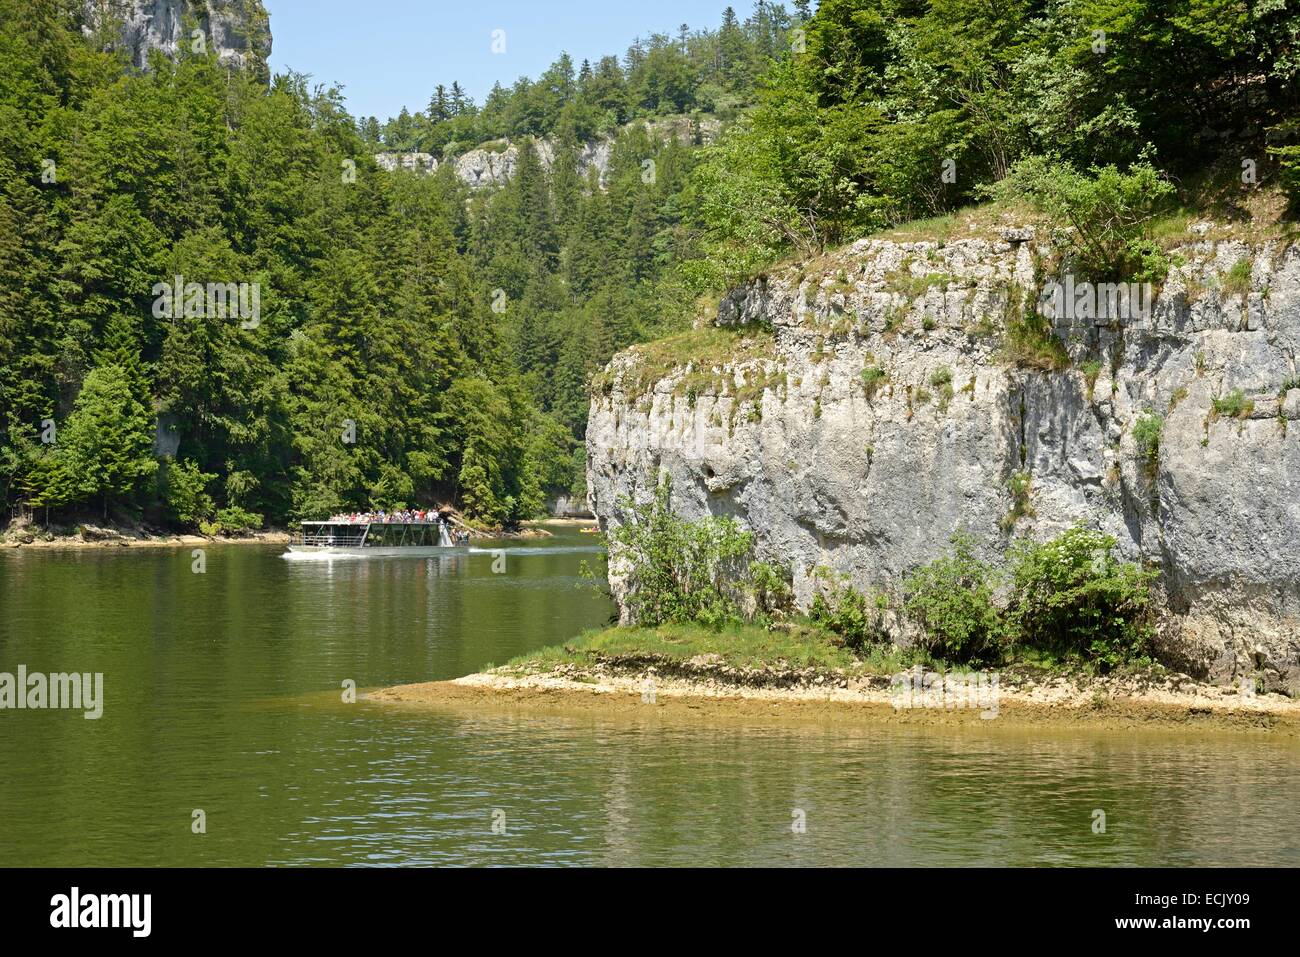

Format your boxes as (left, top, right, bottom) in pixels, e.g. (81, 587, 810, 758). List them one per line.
(300, 519, 444, 526)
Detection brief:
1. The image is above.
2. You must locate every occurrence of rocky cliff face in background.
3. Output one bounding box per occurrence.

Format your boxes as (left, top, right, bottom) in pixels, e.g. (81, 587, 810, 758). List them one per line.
(586, 228, 1300, 693)
(82, 0, 272, 74)
(375, 116, 723, 191)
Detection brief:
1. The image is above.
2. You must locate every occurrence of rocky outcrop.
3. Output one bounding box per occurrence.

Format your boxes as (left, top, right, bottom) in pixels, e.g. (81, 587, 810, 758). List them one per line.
(547, 493, 593, 519)
(375, 116, 722, 191)
(83, 0, 272, 75)
(586, 228, 1300, 693)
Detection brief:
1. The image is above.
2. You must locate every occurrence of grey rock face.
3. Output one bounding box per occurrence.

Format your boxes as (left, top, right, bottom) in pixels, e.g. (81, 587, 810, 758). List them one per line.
(587, 234, 1300, 693)
(375, 116, 722, 192)
(374, 153, 438, 175)
(83, 0, 272, 74)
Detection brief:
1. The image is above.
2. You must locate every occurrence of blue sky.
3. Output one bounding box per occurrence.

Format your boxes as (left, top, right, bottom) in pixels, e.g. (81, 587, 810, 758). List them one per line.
(266, 0, 743, 122)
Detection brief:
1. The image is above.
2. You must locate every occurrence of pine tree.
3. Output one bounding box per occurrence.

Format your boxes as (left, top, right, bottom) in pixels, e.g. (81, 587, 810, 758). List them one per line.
(449, 81, 470, 116)
(59, 364, 157, 519)
(429, 84, 450, 122)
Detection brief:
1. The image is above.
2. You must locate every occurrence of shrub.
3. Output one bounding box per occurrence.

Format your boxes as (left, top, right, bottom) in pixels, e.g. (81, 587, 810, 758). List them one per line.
(1271, 127, 1300, 208)
(861, 366, 887, 397)
(929, 366, 955, 410)
(904, 534, 1004, 664)
(1004, 310, 1070, 371)
(1081, 359, 1103, 397)
(207, 507, 264, 536)
(162, 459, 215, 528)
(1006, 526, 1157, 669)
(1124, 238, 1174, 286)
(810, 573, 888, 653)
(609, 477, 757, 628)
(749, 560, 794, 621)
(993, 157, 1175, 281)
(1002, 471, 1035, 531)
(1211, 390, 1253, 420)
(1132, 414, 1163, 475)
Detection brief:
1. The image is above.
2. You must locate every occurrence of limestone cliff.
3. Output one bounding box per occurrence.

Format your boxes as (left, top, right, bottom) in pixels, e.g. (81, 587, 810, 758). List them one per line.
(586, 226, 1300, 694)
(375, 116, 722, 191)
(83, 0, 272, 75)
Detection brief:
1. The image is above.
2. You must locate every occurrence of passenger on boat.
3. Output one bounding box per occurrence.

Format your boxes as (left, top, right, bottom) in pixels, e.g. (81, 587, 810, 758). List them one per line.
(325, 509, 451, 526)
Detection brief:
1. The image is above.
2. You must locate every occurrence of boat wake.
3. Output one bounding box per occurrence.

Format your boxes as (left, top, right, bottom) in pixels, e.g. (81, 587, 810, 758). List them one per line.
(466, 546, 606, 557)
(279, 551, 367, 562)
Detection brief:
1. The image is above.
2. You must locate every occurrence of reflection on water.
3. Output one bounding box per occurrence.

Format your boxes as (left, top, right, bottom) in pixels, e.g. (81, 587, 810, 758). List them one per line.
(256, 706, 1300, 868)
(0, 530, 1297, 867)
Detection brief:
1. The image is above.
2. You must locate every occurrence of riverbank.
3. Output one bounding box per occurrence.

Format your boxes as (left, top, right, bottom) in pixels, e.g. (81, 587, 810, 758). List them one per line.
(0, 523, 291, 550)
(0, 510, 583, 551)
(0, 526, 565, 549)
(370, 623, 1300, 735)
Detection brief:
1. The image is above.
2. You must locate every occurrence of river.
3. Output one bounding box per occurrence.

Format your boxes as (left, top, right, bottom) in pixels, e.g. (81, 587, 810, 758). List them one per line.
(1, 527, 1297, 866)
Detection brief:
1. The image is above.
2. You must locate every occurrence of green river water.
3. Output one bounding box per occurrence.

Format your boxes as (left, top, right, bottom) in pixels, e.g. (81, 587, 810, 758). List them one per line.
(1, 527, 1297, 867)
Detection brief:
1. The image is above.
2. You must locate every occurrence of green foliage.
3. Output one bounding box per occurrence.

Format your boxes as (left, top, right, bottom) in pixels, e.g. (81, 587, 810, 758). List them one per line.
(1006, 526, 1157, 670)
(610, 477, 758, 629)
(995, 157, 1176, 281)
(692, 0, 1289, 278)
(749, 560, 795, 620)
(5, 0, 1295, 534)
(928, 365, 955, 409)
(861, 365, 888, 397)
(210, 506, 264, 536)
(810, 572, 888, 653)
(688, 57, 882, 285)
(890, 271, 953, 300)
(1211, 390, 1254, 420)
(1003, 309, 1070, 372)
(443, 378, 547, 527)
(904, 534, 1004, 665)
(1220, 258, 1253, 297)
(1272, 134, 1300, 208)
(1132, 414, 1163, 474)
(601, 503, 1164, 672)
(1081, 359, 1104, 397)
(163, 460, 216, 528)
(1002, 471, 1035, 531)
(23, 365, 157, 518)
(0, 4, 739, 529)
(372, 10, 801, 154)
(510, 619, 880, 677)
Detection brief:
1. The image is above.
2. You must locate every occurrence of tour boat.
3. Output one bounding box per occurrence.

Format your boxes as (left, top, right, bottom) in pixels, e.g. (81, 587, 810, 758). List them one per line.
(286, 520, 471, 557)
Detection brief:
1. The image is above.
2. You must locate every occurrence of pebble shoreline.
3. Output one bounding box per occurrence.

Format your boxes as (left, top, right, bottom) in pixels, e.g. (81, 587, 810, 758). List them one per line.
(371, 654, 1300, 735)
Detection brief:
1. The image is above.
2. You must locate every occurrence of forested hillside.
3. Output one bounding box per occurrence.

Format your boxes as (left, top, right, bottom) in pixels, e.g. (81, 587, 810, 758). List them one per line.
(2, 0, 1297, 534)
(0, 1, 802, 531)
(367, 3, 806, 154)
(692, 0, 1300, 285)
